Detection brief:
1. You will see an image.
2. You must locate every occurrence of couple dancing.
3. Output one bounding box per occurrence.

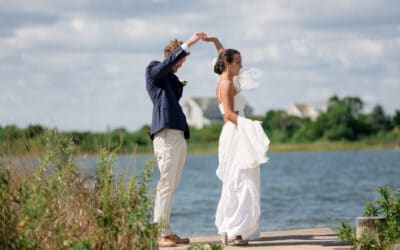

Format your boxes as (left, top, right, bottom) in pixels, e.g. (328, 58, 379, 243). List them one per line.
(145, 32, 270, 247)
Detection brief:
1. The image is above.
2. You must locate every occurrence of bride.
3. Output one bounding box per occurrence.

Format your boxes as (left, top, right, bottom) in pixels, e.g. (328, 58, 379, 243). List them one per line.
(203, 36, 270, 245)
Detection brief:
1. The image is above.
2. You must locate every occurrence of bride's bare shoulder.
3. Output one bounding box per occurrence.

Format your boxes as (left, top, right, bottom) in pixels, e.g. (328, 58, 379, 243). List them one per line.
(218, 78, 233, 86)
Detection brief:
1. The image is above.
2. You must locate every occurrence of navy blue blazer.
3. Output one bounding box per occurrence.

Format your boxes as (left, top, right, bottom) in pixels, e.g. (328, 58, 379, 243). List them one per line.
(146, 46, 190, 140)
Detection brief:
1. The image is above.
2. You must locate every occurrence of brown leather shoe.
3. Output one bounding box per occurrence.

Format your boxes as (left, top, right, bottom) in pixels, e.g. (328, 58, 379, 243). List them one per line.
(166, 234, 190, 244)
(158, 237, 176, 247)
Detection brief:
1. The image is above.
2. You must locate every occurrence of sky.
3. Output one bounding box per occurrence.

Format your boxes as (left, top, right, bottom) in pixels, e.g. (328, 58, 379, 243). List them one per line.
(1, 0, 399, 132)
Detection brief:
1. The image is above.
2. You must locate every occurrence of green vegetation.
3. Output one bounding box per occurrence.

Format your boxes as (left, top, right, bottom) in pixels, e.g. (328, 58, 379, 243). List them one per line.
(1, 95, 400, 156)
(256, 96, 399, 143)
(188, 242, 223, 250)
(337, 186, 400, 250)
(0, 130, 158, 249)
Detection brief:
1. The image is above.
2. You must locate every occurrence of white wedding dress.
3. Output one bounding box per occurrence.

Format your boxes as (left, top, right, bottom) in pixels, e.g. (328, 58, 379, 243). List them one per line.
(215, 81, 270, 241)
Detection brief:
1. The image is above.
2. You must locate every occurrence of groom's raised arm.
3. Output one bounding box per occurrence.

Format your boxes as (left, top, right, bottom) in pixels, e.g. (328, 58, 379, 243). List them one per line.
(147, 47, 188, 80)
(147, 32, 206, 81)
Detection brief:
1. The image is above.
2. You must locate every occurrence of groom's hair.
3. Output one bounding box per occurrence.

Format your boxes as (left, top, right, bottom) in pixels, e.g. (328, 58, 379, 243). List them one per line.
(164, 39, 183, 54)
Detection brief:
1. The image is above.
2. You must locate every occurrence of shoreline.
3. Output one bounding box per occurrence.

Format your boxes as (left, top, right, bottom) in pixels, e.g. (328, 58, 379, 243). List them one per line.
(186, 140, 399, 154)
(2, 141, 398, 157)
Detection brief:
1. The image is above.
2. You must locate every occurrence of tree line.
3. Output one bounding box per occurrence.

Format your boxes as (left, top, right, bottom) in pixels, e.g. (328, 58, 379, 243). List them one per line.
(258, 95, 400, 143)
(1, 95, 400, 155)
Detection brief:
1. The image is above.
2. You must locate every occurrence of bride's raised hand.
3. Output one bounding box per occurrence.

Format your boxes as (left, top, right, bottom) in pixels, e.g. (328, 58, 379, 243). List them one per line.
(202, 35, 224, 54)
(202, 35, 217, 42)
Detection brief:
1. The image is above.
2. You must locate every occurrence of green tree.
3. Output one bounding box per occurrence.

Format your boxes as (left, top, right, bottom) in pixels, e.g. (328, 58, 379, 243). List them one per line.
(392, 109, 400, 127)
(24, 124, 45, 138)
(130, 125, 151, 147)
(262, 110, 307, 142)
(342, 96, 363, 117)
(189, 123, 222, 143)
(291, 119, 313, 142)
(262, 110, 288, 142)
(368, 105, 393, 132)
(0, 125, 21, 140)
(311, 96, 367, 141)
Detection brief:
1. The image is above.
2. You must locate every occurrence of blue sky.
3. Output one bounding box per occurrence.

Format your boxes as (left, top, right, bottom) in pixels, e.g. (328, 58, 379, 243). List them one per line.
(1, 0, 399, 132)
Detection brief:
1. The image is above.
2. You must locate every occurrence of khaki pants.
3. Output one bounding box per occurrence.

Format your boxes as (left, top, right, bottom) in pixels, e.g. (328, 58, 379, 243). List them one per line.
(153, 129, 187, 236)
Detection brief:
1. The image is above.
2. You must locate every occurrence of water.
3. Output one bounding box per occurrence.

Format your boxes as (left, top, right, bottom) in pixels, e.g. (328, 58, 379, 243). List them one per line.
(78, 150, 400, 236)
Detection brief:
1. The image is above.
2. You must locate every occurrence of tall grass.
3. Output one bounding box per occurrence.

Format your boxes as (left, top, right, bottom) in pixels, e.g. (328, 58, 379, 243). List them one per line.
(0, 130, 158, 249)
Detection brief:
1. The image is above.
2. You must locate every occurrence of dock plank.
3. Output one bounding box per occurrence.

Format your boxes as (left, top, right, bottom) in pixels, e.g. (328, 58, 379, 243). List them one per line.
(160, 228, 351, 250)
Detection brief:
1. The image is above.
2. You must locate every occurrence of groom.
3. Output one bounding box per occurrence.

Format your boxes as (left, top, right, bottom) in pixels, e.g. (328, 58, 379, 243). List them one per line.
(145, 32, 206, 247)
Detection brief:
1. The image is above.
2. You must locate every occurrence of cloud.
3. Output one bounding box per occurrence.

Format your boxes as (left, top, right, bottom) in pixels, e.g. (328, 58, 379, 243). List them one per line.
(0, 0, 399, 131)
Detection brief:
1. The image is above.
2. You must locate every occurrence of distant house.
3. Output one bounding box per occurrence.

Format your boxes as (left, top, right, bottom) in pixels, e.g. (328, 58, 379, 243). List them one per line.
(182, 97, 253, 129)
(287, 103, 327, 121)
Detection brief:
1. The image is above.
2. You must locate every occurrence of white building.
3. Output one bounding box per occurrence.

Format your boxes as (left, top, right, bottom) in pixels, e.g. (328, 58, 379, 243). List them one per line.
(182, 97, 253, 129)
(287, 103, 327, 121)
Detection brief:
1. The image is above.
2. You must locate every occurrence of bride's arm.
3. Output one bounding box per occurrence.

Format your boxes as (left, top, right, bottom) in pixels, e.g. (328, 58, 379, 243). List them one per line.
(203, 36, 224, 55)
(220, 80, 238, 125)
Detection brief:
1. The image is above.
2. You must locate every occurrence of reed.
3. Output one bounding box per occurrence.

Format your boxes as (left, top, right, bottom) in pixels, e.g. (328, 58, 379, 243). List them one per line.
(0, 130, 158, 249)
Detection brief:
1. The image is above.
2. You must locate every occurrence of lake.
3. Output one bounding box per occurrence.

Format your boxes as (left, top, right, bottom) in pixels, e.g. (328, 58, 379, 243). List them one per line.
(74, 150, 400, 237)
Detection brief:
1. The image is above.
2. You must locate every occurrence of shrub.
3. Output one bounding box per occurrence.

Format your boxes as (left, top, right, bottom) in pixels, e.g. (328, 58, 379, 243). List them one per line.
(0, 130, 158, 249)
(337, 186, 400, 250)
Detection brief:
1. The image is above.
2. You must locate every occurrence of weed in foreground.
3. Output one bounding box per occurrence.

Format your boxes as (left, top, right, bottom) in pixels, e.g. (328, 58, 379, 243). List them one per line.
(337, 186, 400, 250)
(0, 130, 158, 249)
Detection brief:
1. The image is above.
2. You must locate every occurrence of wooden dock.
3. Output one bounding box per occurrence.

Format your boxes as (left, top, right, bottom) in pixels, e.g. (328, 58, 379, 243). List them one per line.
(160, 227, 352, 250)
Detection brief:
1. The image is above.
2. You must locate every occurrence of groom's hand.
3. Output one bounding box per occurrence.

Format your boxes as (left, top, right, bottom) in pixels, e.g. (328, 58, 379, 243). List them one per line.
(185, 32, 207, 47)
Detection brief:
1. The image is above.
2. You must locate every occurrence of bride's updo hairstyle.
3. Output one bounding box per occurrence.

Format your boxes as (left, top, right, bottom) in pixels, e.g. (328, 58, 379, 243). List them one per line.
(214, 49, 240, 75)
